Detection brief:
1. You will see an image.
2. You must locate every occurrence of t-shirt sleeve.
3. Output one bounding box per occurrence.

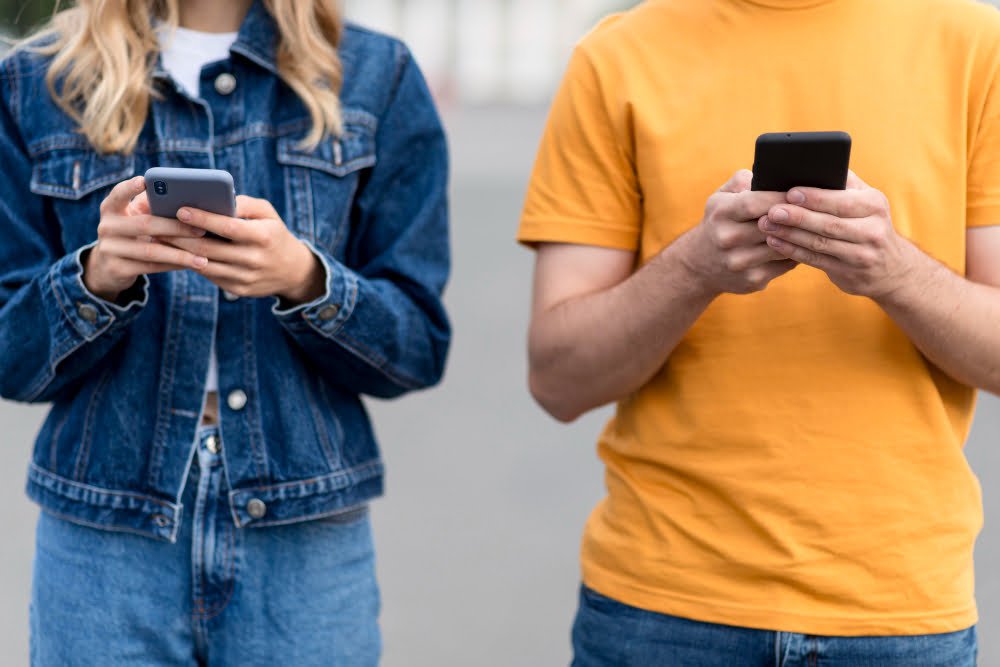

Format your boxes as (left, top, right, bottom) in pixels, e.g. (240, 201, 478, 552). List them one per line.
(967, 49, 1000, 229)
(517, 41, 641, 250)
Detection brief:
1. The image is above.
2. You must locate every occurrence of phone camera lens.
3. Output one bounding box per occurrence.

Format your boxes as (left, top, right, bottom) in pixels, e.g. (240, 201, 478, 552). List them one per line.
(153, 180, 167, 195)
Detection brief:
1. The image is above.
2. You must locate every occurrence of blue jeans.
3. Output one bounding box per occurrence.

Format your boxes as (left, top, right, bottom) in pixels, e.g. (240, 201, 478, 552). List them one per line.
(571, 585, 977, 667)
(30, 426, 380, 666)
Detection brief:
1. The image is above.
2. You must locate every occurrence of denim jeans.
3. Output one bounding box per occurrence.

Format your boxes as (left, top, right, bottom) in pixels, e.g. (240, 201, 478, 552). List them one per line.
(571, 585, 977, 667)
(30, 426, 380, 666)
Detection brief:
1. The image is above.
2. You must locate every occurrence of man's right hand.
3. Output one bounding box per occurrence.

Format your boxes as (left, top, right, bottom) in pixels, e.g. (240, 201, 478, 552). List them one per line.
(679, 169, 798, 296)
(82, 176, 209, 302)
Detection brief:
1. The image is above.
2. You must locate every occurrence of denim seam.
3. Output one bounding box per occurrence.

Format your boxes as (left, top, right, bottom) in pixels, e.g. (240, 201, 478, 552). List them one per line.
(242, 297, 270, 481)
(29, 463, 180, 510)
(72, 366, 113, 481)
(228, 460, 382, 499)
(148, 270, 186, 488)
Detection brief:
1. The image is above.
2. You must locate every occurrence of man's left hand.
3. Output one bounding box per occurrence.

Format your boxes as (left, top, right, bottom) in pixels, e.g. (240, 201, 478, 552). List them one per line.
(758, 172, 918, 299)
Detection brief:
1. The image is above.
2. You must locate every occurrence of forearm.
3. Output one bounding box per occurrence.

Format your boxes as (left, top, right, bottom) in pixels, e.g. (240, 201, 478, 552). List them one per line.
(876, 242, 1000, 394)
(528, 232, 715, 421)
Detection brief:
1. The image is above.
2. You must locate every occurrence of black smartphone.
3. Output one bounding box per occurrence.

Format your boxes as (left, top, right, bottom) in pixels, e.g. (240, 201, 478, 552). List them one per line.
(144, 167, 236, 240)
(750, 131, 851, 192)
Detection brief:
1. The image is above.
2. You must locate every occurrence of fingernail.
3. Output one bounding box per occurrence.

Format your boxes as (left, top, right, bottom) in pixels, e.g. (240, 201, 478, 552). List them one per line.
(762, 219, 777, 231)
(771, 208, 788, 222)
(767, 236, 782, 247)
(193, 256, 208, 268)
(177, 208, 191, 222)
(189, 226, 206, 237)
(787, 190, 805, 204)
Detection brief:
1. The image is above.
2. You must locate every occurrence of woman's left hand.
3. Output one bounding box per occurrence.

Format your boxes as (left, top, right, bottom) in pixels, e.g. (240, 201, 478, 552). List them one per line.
(132, 193, 326, 304)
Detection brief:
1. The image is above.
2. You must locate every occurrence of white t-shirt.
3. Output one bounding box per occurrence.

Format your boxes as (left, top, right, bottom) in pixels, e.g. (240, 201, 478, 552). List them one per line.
(159, 27, 238, 393)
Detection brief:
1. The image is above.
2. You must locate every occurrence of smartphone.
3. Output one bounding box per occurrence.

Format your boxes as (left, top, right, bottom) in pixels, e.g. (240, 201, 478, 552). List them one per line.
(143, 167, 236, 239)
(750, 131, 851, 192)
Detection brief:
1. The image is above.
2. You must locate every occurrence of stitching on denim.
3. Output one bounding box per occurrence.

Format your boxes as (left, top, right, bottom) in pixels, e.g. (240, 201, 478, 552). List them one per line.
(228, 460, 383, 500)
(29, 463, 179, 510)
(194, 507, 238, 620)
(305, 373, 339, 469)
(147, 271, 186, 488)
(333, 328, 424, 391)
(242, 298, 269, 481)
(72, 366, 113, 481)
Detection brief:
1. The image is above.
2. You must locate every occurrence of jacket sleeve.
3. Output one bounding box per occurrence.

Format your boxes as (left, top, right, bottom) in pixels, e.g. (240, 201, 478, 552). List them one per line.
(0, 59, 148, 403)
(271, 46, 451, 399)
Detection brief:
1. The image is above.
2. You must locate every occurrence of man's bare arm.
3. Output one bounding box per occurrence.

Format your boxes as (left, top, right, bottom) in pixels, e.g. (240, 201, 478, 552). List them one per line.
(527, 171, 794, 422)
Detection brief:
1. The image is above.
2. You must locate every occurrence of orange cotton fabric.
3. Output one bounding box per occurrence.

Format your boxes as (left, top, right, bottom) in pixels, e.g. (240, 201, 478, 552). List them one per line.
(519, 0, 1000, 636)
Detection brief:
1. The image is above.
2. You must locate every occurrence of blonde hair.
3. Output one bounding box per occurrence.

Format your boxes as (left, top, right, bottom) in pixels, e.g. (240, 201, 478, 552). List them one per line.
(27, 0, 343, 154)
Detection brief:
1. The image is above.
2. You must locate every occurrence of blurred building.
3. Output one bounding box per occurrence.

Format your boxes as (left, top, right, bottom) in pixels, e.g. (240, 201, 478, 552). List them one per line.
(344, 0, 632, 106)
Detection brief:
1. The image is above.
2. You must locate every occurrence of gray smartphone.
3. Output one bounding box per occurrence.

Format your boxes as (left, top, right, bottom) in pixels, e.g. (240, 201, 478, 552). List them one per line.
(144, 167, 236, 239)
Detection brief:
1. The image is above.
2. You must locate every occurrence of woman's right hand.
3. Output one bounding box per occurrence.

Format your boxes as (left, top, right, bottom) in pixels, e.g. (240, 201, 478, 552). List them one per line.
(83, 176, 210, 302)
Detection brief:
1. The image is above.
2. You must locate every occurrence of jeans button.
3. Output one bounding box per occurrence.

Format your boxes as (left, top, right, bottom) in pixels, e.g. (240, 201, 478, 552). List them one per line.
(204, 434, 220, 454)
(226, 389, 247, 411)
(214, 72, 237, 95)
(247, 498, 266, 519)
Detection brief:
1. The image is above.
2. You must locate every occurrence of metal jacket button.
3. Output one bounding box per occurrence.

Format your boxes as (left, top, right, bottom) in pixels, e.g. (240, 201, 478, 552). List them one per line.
(214, 72, 237, 95)
(77, 303, 99, 323)
(318, 305, 339, 321)
(227, 389, 248, 411)
(247, 498, 266, 519)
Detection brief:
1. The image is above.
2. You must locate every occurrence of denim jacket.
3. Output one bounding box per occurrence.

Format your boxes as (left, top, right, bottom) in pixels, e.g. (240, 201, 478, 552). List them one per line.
(0, 2, 450, 541)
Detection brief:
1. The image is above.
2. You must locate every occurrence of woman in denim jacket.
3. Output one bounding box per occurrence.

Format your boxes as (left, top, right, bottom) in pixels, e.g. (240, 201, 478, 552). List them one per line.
(0, 0, 449, 663)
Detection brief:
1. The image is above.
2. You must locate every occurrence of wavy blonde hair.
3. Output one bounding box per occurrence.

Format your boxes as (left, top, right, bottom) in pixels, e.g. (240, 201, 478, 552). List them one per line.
(27, 0, 343, 154)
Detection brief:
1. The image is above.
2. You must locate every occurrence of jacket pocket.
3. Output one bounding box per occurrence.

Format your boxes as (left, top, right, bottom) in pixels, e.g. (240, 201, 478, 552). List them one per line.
(276, 108, 377, 254)
(29, 143, 135, 201)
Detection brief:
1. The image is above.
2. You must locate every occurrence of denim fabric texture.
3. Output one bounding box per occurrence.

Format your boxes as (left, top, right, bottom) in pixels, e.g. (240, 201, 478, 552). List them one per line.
(31, 426, 381, 666)
(571, 585, 978, 667)
(0, 1, 451, 540)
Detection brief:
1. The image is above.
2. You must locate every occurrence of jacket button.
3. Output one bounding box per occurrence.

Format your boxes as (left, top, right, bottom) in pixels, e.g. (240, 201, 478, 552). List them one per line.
(77, 303, 99, 323)
(214, 72, 237, 95)
(204, 434, 220, 454)
(318, 305, 339, 321)
(222, 290, 239, 302)
(227, 389, 248, 411)
(247, 498, 266, 519)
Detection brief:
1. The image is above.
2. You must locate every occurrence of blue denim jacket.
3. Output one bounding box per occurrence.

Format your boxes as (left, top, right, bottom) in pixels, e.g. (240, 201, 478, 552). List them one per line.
(0, 2, 450, 541)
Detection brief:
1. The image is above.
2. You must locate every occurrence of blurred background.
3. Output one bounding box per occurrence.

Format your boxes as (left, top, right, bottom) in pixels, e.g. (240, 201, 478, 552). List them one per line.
(1, 1, 1000, 666)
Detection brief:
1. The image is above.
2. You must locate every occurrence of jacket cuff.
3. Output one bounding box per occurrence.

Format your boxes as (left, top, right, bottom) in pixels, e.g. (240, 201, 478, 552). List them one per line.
(272, 240, 358, 338)
(48, 242, 149, 342)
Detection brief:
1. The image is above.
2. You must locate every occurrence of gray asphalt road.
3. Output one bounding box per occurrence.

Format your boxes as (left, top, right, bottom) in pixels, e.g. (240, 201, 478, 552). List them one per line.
(2, 106, 999, 666)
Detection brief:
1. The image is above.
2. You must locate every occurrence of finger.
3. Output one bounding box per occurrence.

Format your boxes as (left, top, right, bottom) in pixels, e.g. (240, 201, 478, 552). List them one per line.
(176, 207, 259, 243)
(845, 170, 869, 190)
(99, 237, 208, 269)
(786, 186, 885, 219)
(766, 235, 842, 273)
(165, 236, 261, 266)
(718, 169, 753, 194)
(763, 205, 868, 243)
(196, 259, 255, 285)
(100, 176, 146, 216)
(235, 195, 280, 220)
(762, 225, 859, 262)
(116, 258, 191, 275)
(720, 190, 788, 222)
(725, 242, 788, 272)
(127, 191, 151, 216)
(102, 214, 206, 240)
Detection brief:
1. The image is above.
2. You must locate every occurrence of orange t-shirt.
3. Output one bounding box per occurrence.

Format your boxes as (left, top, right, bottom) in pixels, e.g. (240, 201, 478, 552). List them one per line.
(519, 0, 1000, 636)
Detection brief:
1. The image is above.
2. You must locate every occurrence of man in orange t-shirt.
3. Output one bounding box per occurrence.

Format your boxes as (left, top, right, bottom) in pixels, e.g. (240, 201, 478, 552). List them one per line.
(519, 0, 1000, 664)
